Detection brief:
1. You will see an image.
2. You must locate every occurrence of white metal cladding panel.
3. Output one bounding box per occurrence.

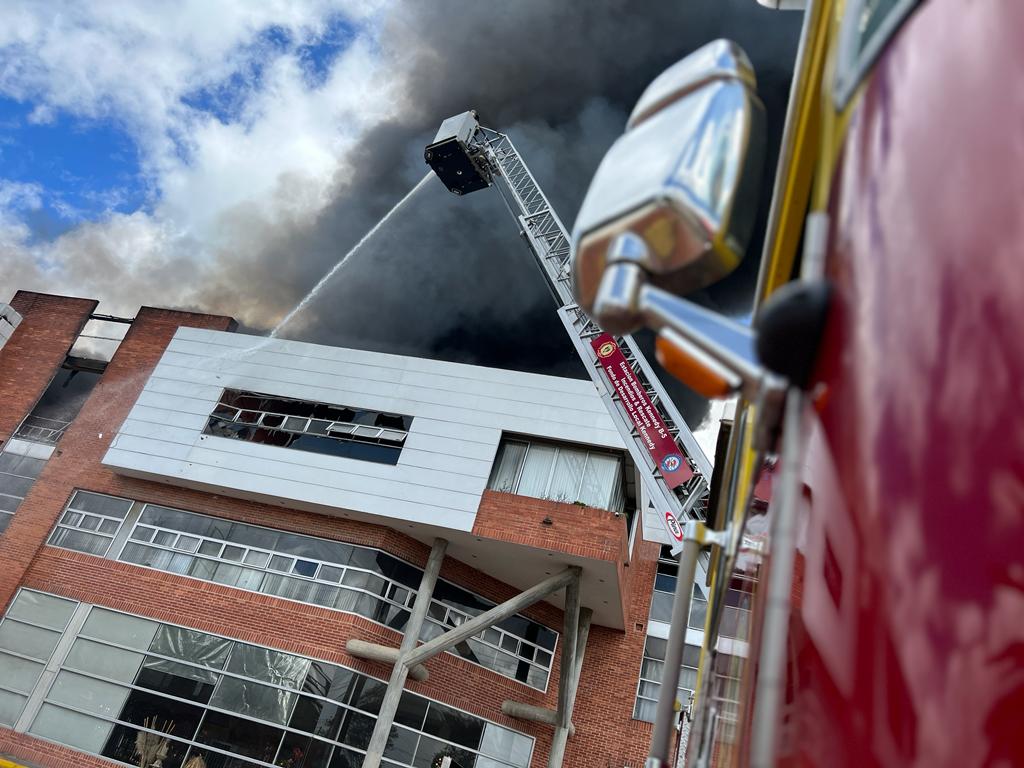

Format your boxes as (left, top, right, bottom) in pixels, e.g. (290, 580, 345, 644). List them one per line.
(103, 328, 625, 532)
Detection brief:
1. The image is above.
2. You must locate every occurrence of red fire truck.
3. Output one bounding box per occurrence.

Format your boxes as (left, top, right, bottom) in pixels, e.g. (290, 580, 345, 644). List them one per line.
(569, 0, 1024, 765)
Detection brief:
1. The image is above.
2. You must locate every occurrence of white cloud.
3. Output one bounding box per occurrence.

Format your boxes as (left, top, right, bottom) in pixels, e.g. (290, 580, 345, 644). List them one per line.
(0, 0, 394, 318)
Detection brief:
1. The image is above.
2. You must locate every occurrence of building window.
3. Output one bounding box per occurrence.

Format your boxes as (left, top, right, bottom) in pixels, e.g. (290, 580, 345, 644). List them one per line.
(649, 546, 708, 630)
(633, 636, 701, 723)
(488, 438, 626, 513)
(204, 389, 412, 466)
(0, 590, 534, 768)
(0, 590, 78, 727)
(50, 497, 557, 690)
(15, 364, 103, 446)
(0, 451, 46, 534)
(47, 491, 133, 556)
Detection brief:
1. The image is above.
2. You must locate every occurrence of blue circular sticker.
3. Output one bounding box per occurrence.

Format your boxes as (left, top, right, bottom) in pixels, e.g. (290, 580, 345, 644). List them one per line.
(661, 454, 683, 473)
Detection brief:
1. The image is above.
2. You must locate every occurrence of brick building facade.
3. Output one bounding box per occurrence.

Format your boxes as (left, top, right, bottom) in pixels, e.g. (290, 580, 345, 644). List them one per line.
(0, 291, 703, 768)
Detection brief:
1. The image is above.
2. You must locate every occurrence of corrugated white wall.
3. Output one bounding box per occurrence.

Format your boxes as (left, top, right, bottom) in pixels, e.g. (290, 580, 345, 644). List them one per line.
(103, 328, 624, 532)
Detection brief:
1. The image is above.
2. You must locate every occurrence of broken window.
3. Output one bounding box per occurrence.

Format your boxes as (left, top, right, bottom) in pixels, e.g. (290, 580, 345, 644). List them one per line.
(204, 390, 411, 466)
(14, 364, 102, 446)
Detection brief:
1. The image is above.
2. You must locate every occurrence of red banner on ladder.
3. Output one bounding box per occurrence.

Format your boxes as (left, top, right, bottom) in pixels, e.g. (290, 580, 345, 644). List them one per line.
(591, 334, 693, 489)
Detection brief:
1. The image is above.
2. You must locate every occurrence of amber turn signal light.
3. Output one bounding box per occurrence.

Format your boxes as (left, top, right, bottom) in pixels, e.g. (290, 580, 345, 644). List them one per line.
(656, 328, 741, 399)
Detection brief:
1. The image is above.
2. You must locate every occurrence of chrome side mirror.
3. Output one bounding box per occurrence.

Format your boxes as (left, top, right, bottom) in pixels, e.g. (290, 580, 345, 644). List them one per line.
(571, 39, 766, 324)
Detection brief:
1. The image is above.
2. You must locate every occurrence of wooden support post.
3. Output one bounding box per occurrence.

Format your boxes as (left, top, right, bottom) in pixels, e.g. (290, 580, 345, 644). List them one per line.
(344, 639, 429, 682)
(548, 608, 592, 768)
(403, 568, 578, 668)
(557, 572, 582, 728)
(361, 538, 447, 768)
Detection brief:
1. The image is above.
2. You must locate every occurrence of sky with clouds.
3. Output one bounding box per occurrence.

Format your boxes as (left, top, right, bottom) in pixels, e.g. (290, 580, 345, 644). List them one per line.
(0, 1, 801, 427)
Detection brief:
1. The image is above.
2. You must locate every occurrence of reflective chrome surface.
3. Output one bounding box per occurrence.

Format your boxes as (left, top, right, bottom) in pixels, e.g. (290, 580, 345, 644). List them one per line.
(628, 39, 756, 129)
(571, 40, 765, 316)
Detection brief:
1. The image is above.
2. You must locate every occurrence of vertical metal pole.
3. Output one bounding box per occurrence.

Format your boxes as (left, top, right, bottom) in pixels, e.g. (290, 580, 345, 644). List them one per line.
(362, 538, 447, 768)
(647, 537, 701, 768)
(548, 608, 592, 768)
(750, 389, 805, 767)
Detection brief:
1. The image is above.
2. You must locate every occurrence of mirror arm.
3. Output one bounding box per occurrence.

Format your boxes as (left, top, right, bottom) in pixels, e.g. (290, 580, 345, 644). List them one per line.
(638, 284, 763, 396)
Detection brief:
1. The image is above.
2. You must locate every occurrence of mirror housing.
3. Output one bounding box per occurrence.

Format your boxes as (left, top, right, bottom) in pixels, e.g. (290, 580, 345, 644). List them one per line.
(571, 39, 766, 322)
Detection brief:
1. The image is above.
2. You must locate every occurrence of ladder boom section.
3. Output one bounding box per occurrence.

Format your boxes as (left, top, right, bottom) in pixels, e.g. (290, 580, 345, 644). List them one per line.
(474, 127, 712, 539)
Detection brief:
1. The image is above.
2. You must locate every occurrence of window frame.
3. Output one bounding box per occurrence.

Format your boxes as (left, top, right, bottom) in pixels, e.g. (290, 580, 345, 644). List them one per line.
(488, 437, 627, 513)
(7, 592, 535, 768)
(47, 493, 559, 692)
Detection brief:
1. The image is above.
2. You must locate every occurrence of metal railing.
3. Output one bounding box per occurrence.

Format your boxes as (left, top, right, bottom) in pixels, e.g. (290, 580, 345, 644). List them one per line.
(14, 414, 71, 445)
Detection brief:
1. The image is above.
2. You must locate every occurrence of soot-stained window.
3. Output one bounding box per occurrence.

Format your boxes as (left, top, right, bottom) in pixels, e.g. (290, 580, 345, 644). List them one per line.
(204, 390, 412, 465)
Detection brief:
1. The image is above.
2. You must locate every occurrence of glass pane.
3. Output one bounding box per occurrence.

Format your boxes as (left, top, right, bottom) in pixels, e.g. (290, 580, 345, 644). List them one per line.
(49, 670, 129, 718)
(276, 732, 334, 768)
(212, 562, 265, 591)
(199, 540, 222, 556)
(0, 620, 60, 660)
(480, 723, 533, 767)
(487, 441, 527, 493)
(101, 722, 188, 768)
(194, 709, 284, 762)
(225, 644, 308, 689)
(243, 550, 270, 568)
(423, 702, 484, 749)
(69, 491, 132, 518)
(81, 614, 158, 651)
(649, 591, 674, 624)
(579, 453, 620, 510)
(30, 703, 113, 753)
(49, 528, 110, 556)
(326, 746, 360, 768)
(288, 694, 345, 740)
(414, 735, 475, 768)
(0, 453, 45, 477)
(8, 590, 77, 630)
(130, 526, 156, 542)
(151, 625, 231, 669)
(0, 688, 26, 727)
(384, 724, 418, 764)
(98, 518, 121, 534)
(269, 555, 294, 572)
(515, 445, 556, 498)
(348, 676, 385, 715)
(65, 639, 144, 683)
(337, 710, 374, 750)
(210, 677, 297, 725)
(137, 658, 218, 703)
(547, 448, 586, 503)
(0, 653, 44, 694)
(176, 535, 201, 553)
(396, 692, 428, 730)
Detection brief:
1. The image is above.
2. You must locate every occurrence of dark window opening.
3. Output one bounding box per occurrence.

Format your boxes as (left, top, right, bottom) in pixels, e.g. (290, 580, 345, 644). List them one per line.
(15, 364, 102, 446)
(204, 389, 411, 466)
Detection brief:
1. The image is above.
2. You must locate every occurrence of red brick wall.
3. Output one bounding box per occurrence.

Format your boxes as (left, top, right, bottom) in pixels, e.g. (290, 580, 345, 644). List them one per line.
(473, 490, 629, 564)
(0, 292, 97, 444)
(0, 300, 664, 768)
(0, 305, 235, 614)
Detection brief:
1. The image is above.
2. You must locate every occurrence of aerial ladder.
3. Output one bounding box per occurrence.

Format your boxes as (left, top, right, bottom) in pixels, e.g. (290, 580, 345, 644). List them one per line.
(424, 112, 714, 551)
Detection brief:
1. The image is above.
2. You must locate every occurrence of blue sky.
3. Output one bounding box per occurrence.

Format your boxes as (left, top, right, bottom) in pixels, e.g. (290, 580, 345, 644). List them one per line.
(0, 10, 362, 252)
(0, 96, 145, 238)
(0, 2, 390, 326)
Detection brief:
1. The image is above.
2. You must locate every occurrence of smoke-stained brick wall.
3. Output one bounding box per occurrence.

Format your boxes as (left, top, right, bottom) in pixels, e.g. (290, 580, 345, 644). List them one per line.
(0, 291, 97, 445)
